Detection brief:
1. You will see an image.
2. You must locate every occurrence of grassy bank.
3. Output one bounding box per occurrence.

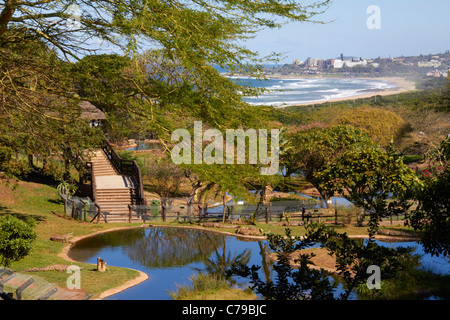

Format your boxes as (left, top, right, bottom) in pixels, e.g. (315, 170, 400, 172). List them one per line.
(0, 176, 143, 299)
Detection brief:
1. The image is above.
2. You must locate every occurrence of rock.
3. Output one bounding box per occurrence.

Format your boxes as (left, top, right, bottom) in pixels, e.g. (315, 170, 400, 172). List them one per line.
(201, 222, 221, 228)
(25, 265, 71, 272)
(50, 233, 73, 243)
(270, 221, 303, 227)
(236, 226, 261, 236)
(97, 257, 107, 272)
(377, 228, 418, 238)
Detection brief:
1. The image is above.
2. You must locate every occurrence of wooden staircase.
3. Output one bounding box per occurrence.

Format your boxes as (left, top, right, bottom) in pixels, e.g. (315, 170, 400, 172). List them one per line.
(90, 150, 144, 223)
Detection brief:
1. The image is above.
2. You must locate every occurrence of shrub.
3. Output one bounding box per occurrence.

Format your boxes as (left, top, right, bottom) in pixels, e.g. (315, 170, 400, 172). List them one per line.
(168, 273, 230, 300)
(331, 107, 408, 147)
(0, 215, 37, 267)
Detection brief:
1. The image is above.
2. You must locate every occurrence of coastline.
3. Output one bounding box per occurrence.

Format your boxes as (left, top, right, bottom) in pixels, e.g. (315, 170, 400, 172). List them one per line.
(271, 76, 417, 109)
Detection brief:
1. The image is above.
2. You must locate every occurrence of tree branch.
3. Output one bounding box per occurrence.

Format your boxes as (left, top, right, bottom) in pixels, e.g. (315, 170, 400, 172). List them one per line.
(0, 0, 17, 37)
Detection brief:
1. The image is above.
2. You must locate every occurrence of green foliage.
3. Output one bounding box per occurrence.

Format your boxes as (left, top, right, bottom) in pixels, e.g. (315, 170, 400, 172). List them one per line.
(56, 180, 77, 197)
(168, 273, 233, 300)
(318, 227, 416, 300)
(407, 144, 450, 256)
(229, 226, 336, 300)
(316, 147, 419, 234)
(0, 215, 37, 267)
(282, 125, 375, 201)
(1, 0, 333, 153)
(330, 107, 408, 147)
(230, 222, 418, 300)
(402, 154, 423, 164)
(0, 28, 104, 179)
(354, 253, 429, 300)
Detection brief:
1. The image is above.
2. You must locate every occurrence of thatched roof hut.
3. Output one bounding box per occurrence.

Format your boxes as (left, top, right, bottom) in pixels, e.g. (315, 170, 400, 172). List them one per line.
(79, 101, 106, 120)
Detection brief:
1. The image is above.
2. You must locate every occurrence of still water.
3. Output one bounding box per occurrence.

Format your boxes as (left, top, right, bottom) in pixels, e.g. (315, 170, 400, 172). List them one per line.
(69, 227, 268, 300)
(68, 227, 449, 300)
(126, 141, 161, 151)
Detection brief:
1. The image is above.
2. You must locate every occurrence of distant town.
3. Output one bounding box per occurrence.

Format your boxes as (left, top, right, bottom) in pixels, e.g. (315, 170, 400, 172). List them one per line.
(264, 51, 450, 78)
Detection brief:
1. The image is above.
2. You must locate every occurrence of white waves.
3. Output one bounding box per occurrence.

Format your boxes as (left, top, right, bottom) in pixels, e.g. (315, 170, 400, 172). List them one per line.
(242, 77, 394, 107)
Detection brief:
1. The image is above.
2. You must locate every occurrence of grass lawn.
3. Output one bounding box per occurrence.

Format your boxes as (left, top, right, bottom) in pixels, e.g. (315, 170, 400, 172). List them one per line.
(0, 176, 143, 299)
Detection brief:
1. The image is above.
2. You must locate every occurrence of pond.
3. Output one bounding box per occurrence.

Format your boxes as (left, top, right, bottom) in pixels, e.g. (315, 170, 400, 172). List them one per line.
(126, 141, 161, 151)
(68, 226, 450, 300)
(69, 227, 268, 300)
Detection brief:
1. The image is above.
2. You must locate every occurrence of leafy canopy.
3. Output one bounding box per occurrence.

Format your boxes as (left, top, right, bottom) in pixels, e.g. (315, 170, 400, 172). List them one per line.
(1, 0, 331, 178)
(316, 146, 420, 235)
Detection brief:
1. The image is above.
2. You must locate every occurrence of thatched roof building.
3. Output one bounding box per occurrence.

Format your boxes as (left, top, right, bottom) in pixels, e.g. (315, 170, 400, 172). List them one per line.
(79, 101, 106, 120)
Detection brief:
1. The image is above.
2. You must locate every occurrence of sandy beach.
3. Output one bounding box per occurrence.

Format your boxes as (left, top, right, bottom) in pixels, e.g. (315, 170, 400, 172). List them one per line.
(271, 76, 417, 109)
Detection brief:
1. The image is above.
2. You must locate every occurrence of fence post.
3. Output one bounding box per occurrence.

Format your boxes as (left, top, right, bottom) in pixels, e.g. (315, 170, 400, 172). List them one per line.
(335, 207, 338, 225)
(62, 195, 67, 217)
(97, 206, 101, 223)
(333, 199, 338, 225)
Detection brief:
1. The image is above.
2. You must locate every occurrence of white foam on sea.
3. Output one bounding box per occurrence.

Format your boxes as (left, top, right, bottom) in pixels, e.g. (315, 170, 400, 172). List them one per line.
(242, 77, 397, 107)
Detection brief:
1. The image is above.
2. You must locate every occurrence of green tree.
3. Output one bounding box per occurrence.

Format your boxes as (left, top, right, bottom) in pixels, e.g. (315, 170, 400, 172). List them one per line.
(0, 215, 37, 267)
(0, 31, 104, 180)
(284, 125, 375, 205)
(316, 147, 419, 233)
(143, 160, 185, 222)
(229, 226, 336, 300)
(407, 138, 450, 256)
(186, 163, 256, 222)
(1, 0, 332, 149)
(230, 223, 416, 300)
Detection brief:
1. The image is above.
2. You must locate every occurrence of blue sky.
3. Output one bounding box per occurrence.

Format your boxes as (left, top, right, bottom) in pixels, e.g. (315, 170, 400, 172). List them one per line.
(244, 0, 450, 63)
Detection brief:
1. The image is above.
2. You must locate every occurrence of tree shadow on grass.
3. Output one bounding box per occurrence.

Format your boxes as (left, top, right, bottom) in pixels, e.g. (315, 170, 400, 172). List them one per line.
(22, 171, 60, 188)
(0, 206, 47, 223)
(48, 198, 64, 205)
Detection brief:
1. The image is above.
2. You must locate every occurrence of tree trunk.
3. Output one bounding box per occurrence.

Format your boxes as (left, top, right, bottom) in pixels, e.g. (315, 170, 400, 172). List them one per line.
(313, 182, 331, 209)
(262, 186, 269, 224)
(265, 203, 269, 224)
(0, 1, 16, 37)
(187, 181, 202, 217)
(161, 203, 167, 222)
(255, 189, 263, 215)
(27, 154, 34, 169)
(222, 193, 226, 223)
(63, 158, 71, 181)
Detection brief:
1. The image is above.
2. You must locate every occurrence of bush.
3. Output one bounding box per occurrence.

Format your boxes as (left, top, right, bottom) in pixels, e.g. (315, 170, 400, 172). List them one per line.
(331, 107, 408, 147)
(402, 154, 423, 164)
(0, 215, 37, 267)
(168, 273, 230, 300)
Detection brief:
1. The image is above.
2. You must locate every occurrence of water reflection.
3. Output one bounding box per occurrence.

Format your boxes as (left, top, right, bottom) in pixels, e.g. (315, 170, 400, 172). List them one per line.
(69, 227, 227, 269)
(68, 227, 266, 299)
(126, 141, 161, 151)
(68, 227, 449, 300)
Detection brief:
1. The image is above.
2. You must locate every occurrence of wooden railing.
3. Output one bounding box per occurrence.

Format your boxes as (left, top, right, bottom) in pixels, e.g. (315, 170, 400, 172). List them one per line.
(76, 141, 146, 223)
(101, 140, 146, 206)
(77, 153, 104, 222)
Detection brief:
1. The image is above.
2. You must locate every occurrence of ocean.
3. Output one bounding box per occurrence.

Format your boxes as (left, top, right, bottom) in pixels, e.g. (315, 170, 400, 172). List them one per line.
(229, 76, 397, 107)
